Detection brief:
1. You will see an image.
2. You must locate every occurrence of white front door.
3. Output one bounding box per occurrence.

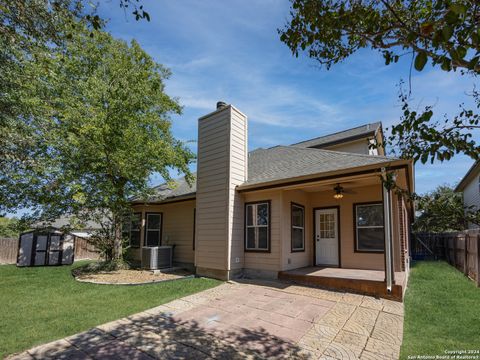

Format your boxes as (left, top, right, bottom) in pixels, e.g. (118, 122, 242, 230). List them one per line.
(315, 208, 339, 266)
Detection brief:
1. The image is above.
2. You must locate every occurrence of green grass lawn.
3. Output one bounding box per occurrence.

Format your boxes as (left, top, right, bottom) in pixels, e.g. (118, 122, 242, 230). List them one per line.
(400, 261, 480, 359)
(0, 262, 221, 358)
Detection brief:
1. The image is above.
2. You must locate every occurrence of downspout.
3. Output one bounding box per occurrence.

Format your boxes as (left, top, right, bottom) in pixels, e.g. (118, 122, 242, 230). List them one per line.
(382, 168, 395, 293)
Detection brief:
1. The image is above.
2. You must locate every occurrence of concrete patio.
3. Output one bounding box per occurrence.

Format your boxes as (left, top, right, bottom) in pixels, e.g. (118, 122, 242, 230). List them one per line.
(8, 280, 404, 360)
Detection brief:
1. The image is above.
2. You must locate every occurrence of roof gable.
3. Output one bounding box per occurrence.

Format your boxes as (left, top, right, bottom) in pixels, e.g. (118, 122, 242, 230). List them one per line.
(291, 122, 381, 149)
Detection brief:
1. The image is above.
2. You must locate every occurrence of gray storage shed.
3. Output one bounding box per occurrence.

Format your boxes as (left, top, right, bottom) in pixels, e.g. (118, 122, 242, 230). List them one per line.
(17, 228, 75, 267)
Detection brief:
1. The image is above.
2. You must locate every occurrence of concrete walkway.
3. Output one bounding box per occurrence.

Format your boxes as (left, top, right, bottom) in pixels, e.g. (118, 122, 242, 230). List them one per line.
(8, 280, 404, 360)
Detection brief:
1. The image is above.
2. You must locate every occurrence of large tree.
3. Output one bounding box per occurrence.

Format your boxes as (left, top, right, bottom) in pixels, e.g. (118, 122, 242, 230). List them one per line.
(279, 0, 479, 164)
(1, 26, 194, 260)
(1, 0, 149, 184)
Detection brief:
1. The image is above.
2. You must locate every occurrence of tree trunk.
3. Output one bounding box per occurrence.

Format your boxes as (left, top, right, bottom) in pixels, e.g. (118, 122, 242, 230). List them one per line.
(113, 218, 123, 260)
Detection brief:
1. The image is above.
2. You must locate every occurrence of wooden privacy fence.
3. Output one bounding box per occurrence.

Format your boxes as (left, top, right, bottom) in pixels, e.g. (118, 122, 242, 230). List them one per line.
(412, 230, 480, 286)
(74, 237, 99, 260)
(0, 236, 99, 264)
(0, 238, 18, 264)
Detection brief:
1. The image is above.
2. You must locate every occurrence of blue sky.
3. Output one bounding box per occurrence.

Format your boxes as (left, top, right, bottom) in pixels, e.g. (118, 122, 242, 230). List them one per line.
(98, 0, 478, 195)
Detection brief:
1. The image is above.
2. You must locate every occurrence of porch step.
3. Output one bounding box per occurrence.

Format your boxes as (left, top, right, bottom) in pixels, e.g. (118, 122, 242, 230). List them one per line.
(278, 270, 404, 302)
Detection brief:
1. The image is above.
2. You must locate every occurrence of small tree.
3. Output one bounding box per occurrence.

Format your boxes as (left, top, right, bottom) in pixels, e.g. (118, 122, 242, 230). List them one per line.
(2, 27, 194, 260)
(413, 185, 478, 232)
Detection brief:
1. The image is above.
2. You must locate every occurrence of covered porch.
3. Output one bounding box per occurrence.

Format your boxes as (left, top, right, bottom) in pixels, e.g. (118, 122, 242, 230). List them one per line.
(239, 162, 413, 301)
(278, 266, 406, 301)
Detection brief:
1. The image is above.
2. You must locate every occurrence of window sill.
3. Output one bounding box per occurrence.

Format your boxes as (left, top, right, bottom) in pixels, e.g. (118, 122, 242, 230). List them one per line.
(354, 249, 384, 253)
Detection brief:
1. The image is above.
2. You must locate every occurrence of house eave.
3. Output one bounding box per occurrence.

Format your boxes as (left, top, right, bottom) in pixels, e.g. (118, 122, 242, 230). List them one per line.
(131, 193, 196, 205)
(236, 159, 412, 193)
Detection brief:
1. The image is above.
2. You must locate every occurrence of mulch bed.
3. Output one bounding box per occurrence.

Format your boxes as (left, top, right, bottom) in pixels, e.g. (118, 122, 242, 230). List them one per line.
(74, 268, 193, 285)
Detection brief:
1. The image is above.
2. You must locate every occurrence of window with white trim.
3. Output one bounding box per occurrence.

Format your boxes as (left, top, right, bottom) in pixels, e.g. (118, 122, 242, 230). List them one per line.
(122, 212, 141, 248)
(144, 213, 162, 247)
(291, 203, 305, 251)
(245, 202, 269, 251)
(355, 203, 385, 252)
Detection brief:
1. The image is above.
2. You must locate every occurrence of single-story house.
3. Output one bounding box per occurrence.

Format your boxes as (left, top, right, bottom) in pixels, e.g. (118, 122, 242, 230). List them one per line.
(129, 102, 415, 300)
(455, 160, 480, 229)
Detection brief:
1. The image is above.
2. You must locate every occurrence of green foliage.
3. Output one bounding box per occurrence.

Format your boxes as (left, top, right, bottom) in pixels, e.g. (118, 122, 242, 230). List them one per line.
(279, 0, 480, 163)
(413, 184, 477, 232)
(1, 24, 194, 258)
(0, 217, 21, 238)
(280, 0, 479, 73)
(389, 85, 479, 164)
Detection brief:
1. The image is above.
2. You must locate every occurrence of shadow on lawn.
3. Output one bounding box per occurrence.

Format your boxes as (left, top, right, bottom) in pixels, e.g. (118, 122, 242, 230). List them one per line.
(23, 310, 310, 360)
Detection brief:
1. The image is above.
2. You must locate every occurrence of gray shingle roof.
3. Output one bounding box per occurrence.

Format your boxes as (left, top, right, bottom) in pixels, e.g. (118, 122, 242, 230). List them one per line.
(143, 176, 196, 202)
(139, 146, 398, 203)
(244, 146, 396, 186)
(292, 122, 381, 149)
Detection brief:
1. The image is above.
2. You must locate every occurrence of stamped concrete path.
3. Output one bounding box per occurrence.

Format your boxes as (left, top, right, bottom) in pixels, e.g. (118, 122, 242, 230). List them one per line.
(9, 280, 404, 360)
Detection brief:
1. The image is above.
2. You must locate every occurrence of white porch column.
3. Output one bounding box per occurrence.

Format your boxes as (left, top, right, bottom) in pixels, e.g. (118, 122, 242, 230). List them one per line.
(382, 169, 395, 292)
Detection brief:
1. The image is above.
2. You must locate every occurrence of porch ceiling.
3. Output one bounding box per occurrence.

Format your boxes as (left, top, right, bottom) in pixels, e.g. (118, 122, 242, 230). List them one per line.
(278, 172, 382, 193)
(297, 176, 380, 193)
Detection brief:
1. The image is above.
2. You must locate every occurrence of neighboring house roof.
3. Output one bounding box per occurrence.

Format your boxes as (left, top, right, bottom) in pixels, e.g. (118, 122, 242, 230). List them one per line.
(291, 122, 381, 149)
(34, 215, 102, 231)
(134, 146, 401, 203)
(455, 160, 480, 192)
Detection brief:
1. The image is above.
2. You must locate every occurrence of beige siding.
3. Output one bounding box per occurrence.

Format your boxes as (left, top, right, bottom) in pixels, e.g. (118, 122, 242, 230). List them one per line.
(228, 107, 248, 270)
(281, 190, 311, 271)
(324, 139, 369, 154)
(463, 168, 480, 229)
(195, 105, 247, 276)
(196, 109, 229, 270)
(243, 190, 282, 273)
(131, 200, 195, 264)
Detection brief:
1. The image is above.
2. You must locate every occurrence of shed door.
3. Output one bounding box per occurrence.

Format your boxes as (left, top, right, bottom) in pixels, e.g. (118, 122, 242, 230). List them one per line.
(34, 234, 49, 265)
(48, 234, 63, 265)
(315, 208, 339, 266)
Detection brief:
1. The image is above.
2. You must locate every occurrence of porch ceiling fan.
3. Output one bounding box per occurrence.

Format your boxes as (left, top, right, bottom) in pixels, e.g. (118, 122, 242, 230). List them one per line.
(333, 183, 357, 199)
